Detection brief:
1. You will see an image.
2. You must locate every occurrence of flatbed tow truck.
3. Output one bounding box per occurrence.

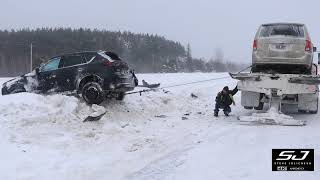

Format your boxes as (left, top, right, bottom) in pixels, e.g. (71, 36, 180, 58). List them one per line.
(230, 23, 320, 126)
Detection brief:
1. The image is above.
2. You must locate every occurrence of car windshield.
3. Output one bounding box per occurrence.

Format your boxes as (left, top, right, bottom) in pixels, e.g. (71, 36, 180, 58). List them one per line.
(259, 24, 304, 37)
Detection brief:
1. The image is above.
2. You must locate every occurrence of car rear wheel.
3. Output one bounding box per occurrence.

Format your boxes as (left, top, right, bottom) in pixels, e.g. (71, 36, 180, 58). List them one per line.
(82, 82, 105, 105)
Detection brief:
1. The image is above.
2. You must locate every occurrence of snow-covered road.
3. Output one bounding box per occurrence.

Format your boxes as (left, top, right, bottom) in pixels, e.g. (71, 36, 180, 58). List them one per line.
(0, 73, 319, 180)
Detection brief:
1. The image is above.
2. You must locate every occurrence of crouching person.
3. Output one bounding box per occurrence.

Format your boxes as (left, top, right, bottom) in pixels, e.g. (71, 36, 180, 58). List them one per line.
(214, 86, 238, 117)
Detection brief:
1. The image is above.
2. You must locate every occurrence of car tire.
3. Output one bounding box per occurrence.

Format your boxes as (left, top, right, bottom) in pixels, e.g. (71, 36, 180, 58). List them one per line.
(254, 102, 264, 110)
(116, 92, 125, 101)
(244, 106, 253, 109)
(310, 110, 318, 114)
(82, 82, 105, 105)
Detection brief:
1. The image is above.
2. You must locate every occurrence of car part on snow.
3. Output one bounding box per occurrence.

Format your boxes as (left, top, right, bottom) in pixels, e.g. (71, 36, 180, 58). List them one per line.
(238, 96, 306, 126)
(191, 93, 198, 98)
(83, 111, 107, 122)
(155, 115, 168, 118)
(83, 104, 107, 122)
(137, 80, 161, 88)
(181, 117, 188, 120)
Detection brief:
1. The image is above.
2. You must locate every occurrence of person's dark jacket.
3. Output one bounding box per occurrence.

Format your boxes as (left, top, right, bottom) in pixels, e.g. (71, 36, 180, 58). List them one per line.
(215, 86, 238, 106)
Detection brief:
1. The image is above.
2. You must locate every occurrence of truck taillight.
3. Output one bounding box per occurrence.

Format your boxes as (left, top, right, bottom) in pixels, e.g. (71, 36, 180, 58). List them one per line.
(305, 40, 312, 52)
(253, 40, 257, 51)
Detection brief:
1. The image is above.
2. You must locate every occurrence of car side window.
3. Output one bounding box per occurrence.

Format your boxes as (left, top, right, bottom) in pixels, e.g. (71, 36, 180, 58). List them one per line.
(40, 57, 61, 72)
(82, 53, 96, 62)
(61, 55, 85, 68)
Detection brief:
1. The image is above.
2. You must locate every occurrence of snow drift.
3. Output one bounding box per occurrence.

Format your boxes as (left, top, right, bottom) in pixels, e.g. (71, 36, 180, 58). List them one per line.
(0, 73, 319, 180)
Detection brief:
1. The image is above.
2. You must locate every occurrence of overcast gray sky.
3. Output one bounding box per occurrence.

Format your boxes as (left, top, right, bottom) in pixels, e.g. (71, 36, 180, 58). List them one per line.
(0, 0, 319, 63)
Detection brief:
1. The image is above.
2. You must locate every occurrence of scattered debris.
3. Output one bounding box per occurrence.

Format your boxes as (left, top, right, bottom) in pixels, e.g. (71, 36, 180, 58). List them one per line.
(83, 105, 107, 122)
(191, 93, 198, 98)
(238, 107, 306, 126)
(155, 115, 168, 118)
(121, 123, 130, 128)
(182, 117, 188, 120)
(137, 80, 161, 88)
(163, 89, 170, 93)
(83, 112, 106, 122)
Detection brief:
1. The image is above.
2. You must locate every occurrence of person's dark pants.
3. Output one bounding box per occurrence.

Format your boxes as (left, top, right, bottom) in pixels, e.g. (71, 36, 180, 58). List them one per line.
(214, 102, 231, 115)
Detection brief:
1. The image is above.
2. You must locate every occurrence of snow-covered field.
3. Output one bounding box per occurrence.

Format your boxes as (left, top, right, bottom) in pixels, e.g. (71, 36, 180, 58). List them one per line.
(0, 73, 319, 180)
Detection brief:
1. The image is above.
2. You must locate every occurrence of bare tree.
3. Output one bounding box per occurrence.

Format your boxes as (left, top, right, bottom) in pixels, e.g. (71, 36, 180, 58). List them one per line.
(212, 48, 227, 72)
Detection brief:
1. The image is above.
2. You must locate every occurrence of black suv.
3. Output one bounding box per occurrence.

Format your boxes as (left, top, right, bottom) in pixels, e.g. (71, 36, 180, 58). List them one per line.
(2, 50, 138, 104)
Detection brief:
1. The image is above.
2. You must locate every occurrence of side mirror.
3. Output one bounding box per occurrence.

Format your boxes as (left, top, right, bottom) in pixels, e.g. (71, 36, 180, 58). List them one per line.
(313, 47, 317, 52)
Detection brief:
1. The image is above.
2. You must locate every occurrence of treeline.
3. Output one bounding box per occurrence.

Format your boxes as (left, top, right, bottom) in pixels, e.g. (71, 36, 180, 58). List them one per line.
(0, 28, 246, 76)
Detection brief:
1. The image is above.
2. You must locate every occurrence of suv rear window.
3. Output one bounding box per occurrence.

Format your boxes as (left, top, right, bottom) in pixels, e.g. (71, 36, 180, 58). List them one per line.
(259, 24, 304, 37)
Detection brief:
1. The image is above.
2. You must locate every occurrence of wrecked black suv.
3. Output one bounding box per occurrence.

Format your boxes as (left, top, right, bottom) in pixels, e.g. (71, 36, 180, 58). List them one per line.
(2, 50, 138, 104)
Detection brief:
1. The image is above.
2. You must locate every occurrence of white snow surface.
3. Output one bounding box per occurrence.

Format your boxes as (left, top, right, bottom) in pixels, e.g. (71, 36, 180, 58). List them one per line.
(0, 73, 319, 180)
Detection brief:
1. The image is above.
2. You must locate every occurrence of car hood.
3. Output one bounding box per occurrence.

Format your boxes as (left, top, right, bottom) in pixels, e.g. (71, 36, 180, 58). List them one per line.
(2, 71, 36, 88)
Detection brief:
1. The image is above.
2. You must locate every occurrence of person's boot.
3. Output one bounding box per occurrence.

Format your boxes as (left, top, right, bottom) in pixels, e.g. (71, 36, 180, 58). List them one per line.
(224, 107, 231, 116)
(214, 112, 218, 117)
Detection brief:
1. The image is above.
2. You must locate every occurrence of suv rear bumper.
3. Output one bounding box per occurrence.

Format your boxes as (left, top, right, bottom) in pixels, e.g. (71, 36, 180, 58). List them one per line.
(252, 52, 312, 65)
(105, 75, 136, 92)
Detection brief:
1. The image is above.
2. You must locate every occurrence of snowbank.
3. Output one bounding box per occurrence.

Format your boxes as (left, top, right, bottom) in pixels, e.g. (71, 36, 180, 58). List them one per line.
(0, 73, 319, 180)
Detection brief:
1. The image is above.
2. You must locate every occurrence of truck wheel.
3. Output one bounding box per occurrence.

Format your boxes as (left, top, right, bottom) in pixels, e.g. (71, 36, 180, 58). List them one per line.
(244, 106, 253, 109)
(254, 102, 264, 110)
(116, 92, 125, 101)
(82, 82, 105, 105)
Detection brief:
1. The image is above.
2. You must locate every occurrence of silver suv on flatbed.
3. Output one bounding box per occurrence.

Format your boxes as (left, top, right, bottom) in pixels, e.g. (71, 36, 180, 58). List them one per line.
(252, 23, 317, 74)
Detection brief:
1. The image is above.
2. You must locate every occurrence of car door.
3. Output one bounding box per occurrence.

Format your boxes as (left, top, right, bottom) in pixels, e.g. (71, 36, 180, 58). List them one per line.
(37, 57, 61, 92)
(57, 54, 87, 91)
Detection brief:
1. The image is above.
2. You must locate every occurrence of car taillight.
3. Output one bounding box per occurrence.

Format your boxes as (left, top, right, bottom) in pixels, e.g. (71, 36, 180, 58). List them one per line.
(305, 40, 312, 52)
(104, 60, 113, 67)
(253, 40, 257, 51)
